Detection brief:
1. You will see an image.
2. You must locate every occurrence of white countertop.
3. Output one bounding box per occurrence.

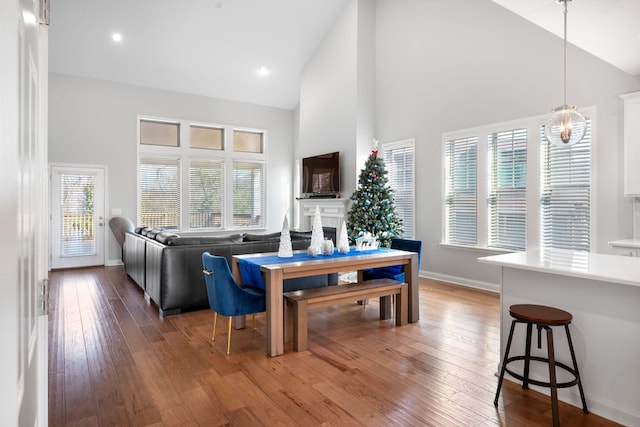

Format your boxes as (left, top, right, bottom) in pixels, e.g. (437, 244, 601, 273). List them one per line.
(478, 248, 640, 288)
(608, 239, 640, 249)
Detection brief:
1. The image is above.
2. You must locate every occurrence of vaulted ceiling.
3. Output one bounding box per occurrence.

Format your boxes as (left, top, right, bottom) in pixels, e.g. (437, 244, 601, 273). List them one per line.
(49, 0, 640, 110)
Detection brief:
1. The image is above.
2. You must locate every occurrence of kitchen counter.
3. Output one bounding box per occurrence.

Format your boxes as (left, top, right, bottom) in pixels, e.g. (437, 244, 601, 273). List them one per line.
(478, 249, 640, 425)
(479, 248, 640, 287)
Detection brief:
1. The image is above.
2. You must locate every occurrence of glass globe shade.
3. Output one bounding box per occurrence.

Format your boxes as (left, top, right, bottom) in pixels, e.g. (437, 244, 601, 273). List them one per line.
(544, 105, 587, 147)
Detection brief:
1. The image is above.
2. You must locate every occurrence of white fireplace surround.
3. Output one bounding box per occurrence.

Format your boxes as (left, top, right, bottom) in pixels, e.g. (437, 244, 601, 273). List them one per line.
(297, 198, 350, 242)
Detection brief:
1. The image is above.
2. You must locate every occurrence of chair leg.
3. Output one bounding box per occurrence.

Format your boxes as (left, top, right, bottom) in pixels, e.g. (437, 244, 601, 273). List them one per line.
(227, 316, 233, 355)
(252, 313, 256, 329)
(212, 312, 217, 341)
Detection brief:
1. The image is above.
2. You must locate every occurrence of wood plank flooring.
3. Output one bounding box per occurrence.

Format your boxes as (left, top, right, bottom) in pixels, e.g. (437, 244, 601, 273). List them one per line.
(48, 266, 620, 426)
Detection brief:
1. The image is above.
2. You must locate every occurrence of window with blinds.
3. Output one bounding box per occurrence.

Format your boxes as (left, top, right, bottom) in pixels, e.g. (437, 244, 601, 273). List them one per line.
(488, 129, 527, 250)
(138, 117, 267, 231)
(444, 136, 478, 246)
(540, 119, 591, 251)
(189, 160, 224, 229)
(232, 161, 265, 228)
(382, 140, 415, 238)
(139, 156, 180, 229)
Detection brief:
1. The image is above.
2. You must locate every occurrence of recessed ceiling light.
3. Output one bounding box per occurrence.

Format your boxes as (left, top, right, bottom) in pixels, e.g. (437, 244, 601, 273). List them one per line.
(112, 33, 123, 43)
(256, 67, 270, 77)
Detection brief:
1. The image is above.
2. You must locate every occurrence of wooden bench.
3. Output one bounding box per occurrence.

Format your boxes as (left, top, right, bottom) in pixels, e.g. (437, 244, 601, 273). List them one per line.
(283, 278, 408, 351)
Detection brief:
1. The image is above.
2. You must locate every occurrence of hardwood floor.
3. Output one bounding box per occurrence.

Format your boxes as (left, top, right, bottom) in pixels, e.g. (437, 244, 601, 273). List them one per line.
(48, 266, 620, 426)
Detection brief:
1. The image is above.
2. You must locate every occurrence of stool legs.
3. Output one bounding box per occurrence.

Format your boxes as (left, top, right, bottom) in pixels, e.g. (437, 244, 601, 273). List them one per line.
(545, 326, 560, 427)
(494, 320, 517, 406)
(522, 322, 533, 389)
(565, 325, 589, 414)
(494, 320, 588, 426)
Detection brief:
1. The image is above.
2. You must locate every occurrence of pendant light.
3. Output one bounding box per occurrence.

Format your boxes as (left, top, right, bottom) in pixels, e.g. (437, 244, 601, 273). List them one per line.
(544, 0, 586, 147)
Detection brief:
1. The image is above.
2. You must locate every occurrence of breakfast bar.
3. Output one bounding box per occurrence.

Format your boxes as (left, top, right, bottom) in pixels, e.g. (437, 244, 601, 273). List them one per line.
(479, 249, 640, 426)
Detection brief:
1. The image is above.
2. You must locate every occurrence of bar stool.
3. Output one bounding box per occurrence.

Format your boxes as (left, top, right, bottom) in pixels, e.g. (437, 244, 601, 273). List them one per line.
(494, 304, 588, 426)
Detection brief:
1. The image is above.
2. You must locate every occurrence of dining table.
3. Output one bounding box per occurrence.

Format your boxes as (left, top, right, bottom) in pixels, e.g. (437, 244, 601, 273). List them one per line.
(231, 247, 419, 356)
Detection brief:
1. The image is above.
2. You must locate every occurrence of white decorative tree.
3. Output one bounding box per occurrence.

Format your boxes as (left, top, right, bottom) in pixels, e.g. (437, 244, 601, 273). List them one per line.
(278, 215, 293, 257)
(337, 220, 350, 254)
(310, 206, 325, 249)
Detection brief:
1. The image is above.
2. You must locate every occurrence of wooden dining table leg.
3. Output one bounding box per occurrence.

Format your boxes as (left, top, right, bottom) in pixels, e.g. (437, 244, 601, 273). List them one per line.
(407, 253, 419, 322)
(231, 258, 246, 329)
(264, 267, 284, 356)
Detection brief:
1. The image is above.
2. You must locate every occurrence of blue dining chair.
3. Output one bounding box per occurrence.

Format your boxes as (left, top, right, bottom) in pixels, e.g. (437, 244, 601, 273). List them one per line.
(202, 252, 266, 355)
(363, 238, 423, 282)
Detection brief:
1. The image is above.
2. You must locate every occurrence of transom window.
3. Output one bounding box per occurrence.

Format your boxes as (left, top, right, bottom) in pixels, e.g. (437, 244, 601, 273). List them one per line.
(137, 117, 266, 231)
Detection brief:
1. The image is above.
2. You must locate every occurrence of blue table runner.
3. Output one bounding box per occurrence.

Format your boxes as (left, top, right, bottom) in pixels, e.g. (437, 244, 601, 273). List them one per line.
(238, 247, 394, 289)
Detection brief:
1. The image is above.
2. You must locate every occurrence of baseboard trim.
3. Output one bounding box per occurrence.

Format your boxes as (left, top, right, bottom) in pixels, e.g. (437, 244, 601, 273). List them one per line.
(422, 270, 500, 294)
(105, 259, 124, 267)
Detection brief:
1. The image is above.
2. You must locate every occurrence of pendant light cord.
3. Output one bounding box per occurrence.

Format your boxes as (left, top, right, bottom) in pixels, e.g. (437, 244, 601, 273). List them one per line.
(563, 0, 568, 107)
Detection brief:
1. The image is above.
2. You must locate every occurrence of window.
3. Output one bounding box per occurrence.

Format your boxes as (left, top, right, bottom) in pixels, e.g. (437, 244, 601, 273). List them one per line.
(138, 117, 266, 231)
(190, 125, 223, 150)
(189, 160, 224, 229)
(540, 119, 591, 251)
(444, 136, 478, 246)
(140, 120, 179, 147)
(233, 161, 265, 227)
(233, 130, 263, 153)
(442, 109, 594, 252)
(139, 156, 180, 229)
(382, 139, 415, 238)
(488, 129, 527, 250)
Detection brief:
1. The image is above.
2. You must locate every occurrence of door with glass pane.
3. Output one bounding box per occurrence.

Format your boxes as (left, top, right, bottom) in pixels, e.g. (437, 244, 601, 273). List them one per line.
(51, 166, 106, 268)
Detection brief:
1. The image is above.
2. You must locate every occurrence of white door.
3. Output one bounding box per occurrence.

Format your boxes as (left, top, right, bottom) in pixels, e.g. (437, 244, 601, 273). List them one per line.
(0, 0, 49, 425)
(51, 166, 106, 268)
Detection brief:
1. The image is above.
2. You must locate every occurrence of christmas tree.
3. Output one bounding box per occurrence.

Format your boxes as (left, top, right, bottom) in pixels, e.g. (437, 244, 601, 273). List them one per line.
(347, 145, 403, 248)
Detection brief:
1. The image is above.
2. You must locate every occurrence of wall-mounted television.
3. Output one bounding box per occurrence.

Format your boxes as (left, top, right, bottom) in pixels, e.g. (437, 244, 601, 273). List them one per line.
(301, 151, 340, 198)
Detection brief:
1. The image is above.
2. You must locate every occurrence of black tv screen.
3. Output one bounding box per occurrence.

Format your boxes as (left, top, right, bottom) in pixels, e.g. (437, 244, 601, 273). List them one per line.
(302, 152, 340, 197)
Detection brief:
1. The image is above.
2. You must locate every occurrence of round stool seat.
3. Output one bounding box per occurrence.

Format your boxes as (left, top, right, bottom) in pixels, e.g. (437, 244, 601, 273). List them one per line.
(509, 304, 572, 325)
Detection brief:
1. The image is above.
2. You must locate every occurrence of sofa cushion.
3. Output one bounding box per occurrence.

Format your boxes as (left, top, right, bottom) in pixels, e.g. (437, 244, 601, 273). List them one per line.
(155, 231, 179, 244)
(144, 228, 163, 239)
(168, 234, 243, 246)
(289, 231, 312, 240)
(243, 232, 281, 242)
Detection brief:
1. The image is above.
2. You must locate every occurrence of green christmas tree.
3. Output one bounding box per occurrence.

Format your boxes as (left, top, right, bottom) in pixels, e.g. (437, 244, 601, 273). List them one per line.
(347, 147, 403, 248)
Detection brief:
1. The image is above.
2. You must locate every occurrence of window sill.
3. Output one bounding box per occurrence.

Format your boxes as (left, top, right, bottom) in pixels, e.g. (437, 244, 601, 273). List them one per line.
(439, 243, 516, 255)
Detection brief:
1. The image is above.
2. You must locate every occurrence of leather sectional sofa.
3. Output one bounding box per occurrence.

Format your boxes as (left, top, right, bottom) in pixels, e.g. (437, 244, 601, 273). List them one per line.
(124, 227, 337, 316)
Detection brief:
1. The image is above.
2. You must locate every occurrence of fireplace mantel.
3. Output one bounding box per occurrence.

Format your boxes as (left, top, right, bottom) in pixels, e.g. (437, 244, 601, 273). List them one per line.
(297, 198, 350, 241)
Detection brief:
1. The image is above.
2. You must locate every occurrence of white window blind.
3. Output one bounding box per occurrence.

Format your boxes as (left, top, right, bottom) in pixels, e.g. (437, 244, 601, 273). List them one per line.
(444, 136, 477, 246)
(60, 174, 96, 257)
(139, 156, 180, 229)
(540, 119, 591, 251)
(232, 161, 265, 228)
(488, 129, 527, 250)
(382, 141, 415, 238)
(189, 160, 224, 229)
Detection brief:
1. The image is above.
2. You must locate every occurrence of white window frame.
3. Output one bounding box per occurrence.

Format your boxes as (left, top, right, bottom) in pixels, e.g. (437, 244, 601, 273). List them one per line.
(443, 135, 479, 247)
(441, 107, 596, 253)
(381, 138, 416, 239)
(137, 115, 268, 232)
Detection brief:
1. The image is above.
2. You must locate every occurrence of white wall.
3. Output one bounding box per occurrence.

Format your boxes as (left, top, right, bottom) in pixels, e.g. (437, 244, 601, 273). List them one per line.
(49, 73, 295, 265)
(299, 0, 376, 199)
(374, 0, 640, 287)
